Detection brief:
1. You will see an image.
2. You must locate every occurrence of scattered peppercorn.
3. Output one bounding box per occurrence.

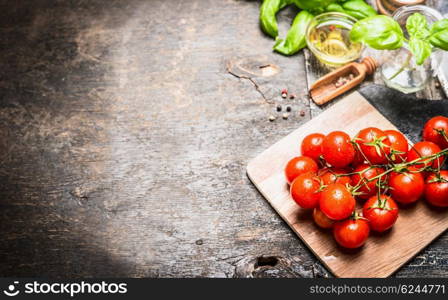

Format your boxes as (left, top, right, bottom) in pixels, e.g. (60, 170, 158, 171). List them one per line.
(282, 113, 289, 120)
(300, 110, 305, 117)
(289, 94, 296, 100)
(276, 104, 282, 112)
(435, 80, 441, 88)
(281, 88, 288, 95)
(286, 106, 291, 112)
(269, 115, 276, 122)
(281, 93, 287, 99)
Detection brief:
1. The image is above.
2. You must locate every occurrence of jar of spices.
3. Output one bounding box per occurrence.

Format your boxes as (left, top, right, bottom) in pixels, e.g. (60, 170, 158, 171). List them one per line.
(376, 0, 426, 15)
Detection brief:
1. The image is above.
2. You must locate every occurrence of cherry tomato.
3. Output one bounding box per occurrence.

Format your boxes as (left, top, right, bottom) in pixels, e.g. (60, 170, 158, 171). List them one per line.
(384, 130, 409, 163)
(301, 133, 325, 163)
(290, 173, 321, 209)
(355, 127, 391, 164)
(406, 141, 443, 171)
(424, 170, 448, 207)
(284, 156, 318, 184)
(423, 116, 448, 150)
(333, 217, 370, 249)
(362, 195, 399, 232)
(320, 183, 355, 220)
(313, 207, 335, 229)
(351, 148, 366, 167)
(351, 164, 386, 200)
(389, 171, 425, 204)
(319, 168, 352, 186)
(322, 131, 355, 168)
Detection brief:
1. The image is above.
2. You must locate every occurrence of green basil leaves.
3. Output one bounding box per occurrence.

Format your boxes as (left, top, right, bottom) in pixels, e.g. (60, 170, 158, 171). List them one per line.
(406, 13, 430, 39)
(260, 0, 293, 38)
(336, 0, 377, 20)
(274, 10, 314, 55)
(429, 19, 448, 51)
(350, 15, 404, 50)
(350, 13, 448, 65)
(409, 37, 432, 65)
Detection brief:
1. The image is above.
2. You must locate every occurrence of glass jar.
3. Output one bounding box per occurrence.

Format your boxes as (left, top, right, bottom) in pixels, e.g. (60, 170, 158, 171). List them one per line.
(306, 12, 364, 67)
(380, 5, 443, 94)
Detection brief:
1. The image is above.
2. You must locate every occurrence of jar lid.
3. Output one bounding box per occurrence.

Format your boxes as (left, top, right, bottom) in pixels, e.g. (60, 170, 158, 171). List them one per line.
(392, 0, 425, 4)
(376, 0, 426, 16)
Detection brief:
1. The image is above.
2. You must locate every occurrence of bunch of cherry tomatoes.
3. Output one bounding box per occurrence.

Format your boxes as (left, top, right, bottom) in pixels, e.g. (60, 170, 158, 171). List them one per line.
(285, 116, 448, 249)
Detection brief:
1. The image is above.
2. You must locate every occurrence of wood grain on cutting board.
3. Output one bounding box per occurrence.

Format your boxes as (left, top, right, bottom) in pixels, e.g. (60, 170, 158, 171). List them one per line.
(247, 92, 448, 278)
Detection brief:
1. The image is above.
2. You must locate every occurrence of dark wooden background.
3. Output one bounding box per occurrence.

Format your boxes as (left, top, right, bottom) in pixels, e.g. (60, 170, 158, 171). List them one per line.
(0, 0, 446, 278)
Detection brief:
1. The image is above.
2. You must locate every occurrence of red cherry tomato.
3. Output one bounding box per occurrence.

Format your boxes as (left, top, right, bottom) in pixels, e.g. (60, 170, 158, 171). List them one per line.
(322, 131, 355, 168)
(301, 133, 325, 163)
(284, 156, 318, 184)
(351, 164, 386, 200)
(333, 218, 370, 249)
(351, 148, 366, 167)
(424, 170, 448, 207)
(313, 207, 335, 229)
(384, 130, 409, 163)
(406, 141, 443, 171)
(389, 171, 425, 204)
(320, 183, 355, 220)
(319, 168, 353, 186)
(290, 173, 321, 209)
(363, 195, 399, 232)
(423, 116, 448, 150)
(355, 127, 391, 164)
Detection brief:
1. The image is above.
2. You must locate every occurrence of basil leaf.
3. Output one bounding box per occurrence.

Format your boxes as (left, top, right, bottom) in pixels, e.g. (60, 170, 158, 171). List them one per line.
(260, 0, 293, 38)
(340, 0, 377, 20)
(325, 3, 345, 14)
(293, 0, 337, 14)
(350, 15, 404, 50)
(429, 19, 448, 50)
(274, 10, 314, 55)
(409, 37, 432, 65)
(406, 13, 430, 39)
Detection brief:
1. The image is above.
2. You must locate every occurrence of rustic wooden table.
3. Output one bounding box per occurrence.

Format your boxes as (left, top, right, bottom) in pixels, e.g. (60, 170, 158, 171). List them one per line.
(0, 0, 446, 278)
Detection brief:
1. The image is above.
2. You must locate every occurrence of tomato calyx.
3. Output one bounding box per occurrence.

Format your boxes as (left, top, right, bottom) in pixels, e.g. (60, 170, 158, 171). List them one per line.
(363, 136, 390, 158)
(428, 173, 448, 184)
(349, 210, 368, 222)
(315, 177, 327, 193)
(367, 196, 396, 211)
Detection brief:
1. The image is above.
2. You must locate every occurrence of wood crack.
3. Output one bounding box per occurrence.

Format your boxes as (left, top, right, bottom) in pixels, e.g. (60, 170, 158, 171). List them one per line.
(226, 66, 274, 104)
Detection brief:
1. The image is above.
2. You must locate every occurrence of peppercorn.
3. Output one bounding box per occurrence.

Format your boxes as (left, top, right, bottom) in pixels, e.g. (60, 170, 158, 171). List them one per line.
(286, 106, 291, 112)
(300, 110, 305, 117)
(282, 113, 289, 120)
(269, 115, 276, 122)
(289, 94, 296, 100)
(276, 105, 282, 112)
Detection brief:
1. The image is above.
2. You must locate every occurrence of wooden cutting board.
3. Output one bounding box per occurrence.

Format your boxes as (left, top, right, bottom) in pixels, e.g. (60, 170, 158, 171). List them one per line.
(247, 92, 448, 278)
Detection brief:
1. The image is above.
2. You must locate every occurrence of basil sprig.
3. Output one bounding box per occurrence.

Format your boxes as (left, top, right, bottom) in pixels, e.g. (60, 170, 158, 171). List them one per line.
(350, 13, 448, 65)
